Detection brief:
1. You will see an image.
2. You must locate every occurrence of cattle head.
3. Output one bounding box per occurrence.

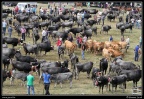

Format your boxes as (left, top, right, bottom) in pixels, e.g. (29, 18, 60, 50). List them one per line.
(6, 70, 12, 79)
(18, 38, 24, 45)
(108, 25, 112, 29)
(50, 46, 54, 50)
(31, 65, 38, 72)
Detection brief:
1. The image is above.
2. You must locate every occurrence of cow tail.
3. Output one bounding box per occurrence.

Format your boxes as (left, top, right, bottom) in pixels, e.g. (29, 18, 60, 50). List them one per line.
(76, 57, 79, 63)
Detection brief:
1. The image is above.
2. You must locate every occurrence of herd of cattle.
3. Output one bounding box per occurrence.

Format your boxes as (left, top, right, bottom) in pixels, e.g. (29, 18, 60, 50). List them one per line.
(2, 3, 142, 94)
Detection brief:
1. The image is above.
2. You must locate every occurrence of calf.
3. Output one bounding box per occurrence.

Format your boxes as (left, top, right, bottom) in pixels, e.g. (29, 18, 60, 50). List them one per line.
(74, 62, 93, 79)
(51, 72, 73, 88)
(110, 74, 127, 93)
(94, 75, 110, 94)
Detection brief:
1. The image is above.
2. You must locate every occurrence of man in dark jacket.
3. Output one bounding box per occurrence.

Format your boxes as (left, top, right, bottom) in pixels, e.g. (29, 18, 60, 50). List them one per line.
(134, 45, 140, 61)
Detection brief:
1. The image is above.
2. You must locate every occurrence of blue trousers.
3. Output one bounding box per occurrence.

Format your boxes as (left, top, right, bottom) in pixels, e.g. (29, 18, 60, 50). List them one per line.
(27, 85, 35, 95)
(22, 33, 25, 41)
(81, 50, 85, 59)
(8, 32, 12, 38)
(134, 52, 139, 61)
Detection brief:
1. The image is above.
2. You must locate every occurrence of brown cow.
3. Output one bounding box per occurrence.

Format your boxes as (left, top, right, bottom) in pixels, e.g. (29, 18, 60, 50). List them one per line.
(108, 49, 124, 58)
(85, 39, 93, 53)
(102, 48, 111, 61)
(118, 41, 128, 53)
(64, 40, 76, 55)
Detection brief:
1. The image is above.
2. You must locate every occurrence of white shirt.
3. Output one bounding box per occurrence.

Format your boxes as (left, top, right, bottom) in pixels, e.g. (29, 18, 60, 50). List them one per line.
(126, 38, 130, 44)
(2, 21, 7, 27)
(83, 36, 87, 43)
(42, 30, 46, 36)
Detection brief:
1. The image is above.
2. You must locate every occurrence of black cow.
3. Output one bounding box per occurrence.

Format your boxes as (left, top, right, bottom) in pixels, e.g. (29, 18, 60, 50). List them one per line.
(11, 60, 38, 73)
(100, 25, 112, 34)
(87, 20, 97, 27)
(58, 46, 65, 60)
(2, 48, 16, 59)
(80, 28, 92, 39)
(2, 13, 8, 18)
(60, 15, 70, 21)
(91, 67, 101, 86)
(115, 59, 139, 70)
(69, 28, 83, 37)
(99, 58, 108, 75)
(23, 43, 39, 56)
(61, 59, 69, 68)
(9, 70, 28, 86)
(50, 72, 73, 88)
(109, 62, 120, 75)
(15, 50, 37, 63)
(48, 22, 61, 32)
(74, 62, 93, 79)
(32, 28, 40, 44)
(61, 21, 73, 30)
(107, 14, 115, 22)
(110, 74, 127, 93)
(39, 14, 48, 21)
(2, 69, 11, 86)
(2, 55, 10, 71)
(37, 40, 54, 55)
(116, 22, 125, 29)
(119, 69, 142, 87)
(123, 23, 133, 33)
(2, 9, 13, 16)
(51, 16, 61, 25)
(119, 25, 125, 36)
(94, 75, 110, 94)
(84, 13, 92, 20)
(68, 53, 79, 69)
(39, 21, 51, 30)
(3, 37, 23, 48)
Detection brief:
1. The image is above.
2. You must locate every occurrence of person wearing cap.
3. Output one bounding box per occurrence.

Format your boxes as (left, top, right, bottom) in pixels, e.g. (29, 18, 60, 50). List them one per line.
(42, 70, 51, 95)
(134, 44, 140, 61)
(8, 26, 13, 38)
(2, 20, 7, 36)
(26, 71, 35, 95)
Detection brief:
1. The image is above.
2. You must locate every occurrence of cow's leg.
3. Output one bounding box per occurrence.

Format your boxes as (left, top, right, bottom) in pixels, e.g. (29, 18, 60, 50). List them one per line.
(10, 77, 14, 86)
(102, 86, 104, 94)
(99, 86, 101, 93)
(69, 79, 72, 89)
(122, 83, 124, 93)
(60, 82, 63, 88)
(54, 81, 57, 88)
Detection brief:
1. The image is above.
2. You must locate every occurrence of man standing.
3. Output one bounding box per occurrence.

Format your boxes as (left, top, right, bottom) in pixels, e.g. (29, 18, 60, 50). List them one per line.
(134, 45, 140, 61)
(21, 26, 26, 41)
(42, 70, 51, 95)
(8, 26, 13, 38)
(26, 71, 35, 95)
(139, 35, 142, 48)
(41, 28, 46, 43)
(2, 20, 7, 36)
(81, 42, 86, 60)
(125, 36, 130, 49)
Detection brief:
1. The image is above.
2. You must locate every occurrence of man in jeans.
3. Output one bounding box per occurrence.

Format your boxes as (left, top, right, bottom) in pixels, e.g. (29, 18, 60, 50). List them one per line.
(21, 26, 26, 41)
(134, 45, 140, 61)
(2, 20, 7, 36)
(81, 42, 86, 60)
(8, 26, 13, 38)
(26, 71, 35, 95)
(42, 70, 51, 95)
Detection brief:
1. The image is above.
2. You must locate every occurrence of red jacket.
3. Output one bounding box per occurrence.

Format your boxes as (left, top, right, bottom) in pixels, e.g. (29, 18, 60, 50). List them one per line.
(56, 40, 62, 46)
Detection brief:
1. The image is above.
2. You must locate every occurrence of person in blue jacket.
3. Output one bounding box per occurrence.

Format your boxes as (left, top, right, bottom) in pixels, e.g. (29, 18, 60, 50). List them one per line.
(42, 70, 51, 95)
(134, 44, 140, 61)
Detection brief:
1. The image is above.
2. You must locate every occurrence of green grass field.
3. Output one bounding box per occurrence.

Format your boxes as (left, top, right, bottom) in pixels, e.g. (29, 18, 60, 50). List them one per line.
(2, 3, 142, 95)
